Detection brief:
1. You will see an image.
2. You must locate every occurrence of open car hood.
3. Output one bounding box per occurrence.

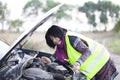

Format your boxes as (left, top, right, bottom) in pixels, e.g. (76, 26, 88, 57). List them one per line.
(0, 4, 63, 65)
(0, 40, 9, 59)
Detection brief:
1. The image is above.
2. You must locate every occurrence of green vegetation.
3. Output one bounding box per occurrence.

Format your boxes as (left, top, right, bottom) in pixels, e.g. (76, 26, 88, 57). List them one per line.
(107, 12, 120, 54)
(8, 19, 24, 32)
(106, 37, 120, 55)
(78, 1, 120, 32)
(1, 0, 120, 32)
(0, 2, 9, 31)
(106, 31, 120, 55)
(23, 0, 73, 22)
(23, 0, 42, 16)
(107, 18, 120, 54)
(113, 20, 120, 32)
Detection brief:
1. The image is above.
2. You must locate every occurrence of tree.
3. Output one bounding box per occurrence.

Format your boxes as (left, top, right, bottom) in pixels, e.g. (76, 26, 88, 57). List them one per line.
(8, 19, 23, 32)
(99, 12, 108, 31)
(78, 1, 120, 32)
(0, 2, 9, 31)
(108, 4, 120, 21)
(78, 1, 97, 32)
(23, 0, 73, 23)
(42, 0, 73, 22)
(88, 14, 97, 31)
(23, 0, 42, 17)
(114, 20, 120, 32)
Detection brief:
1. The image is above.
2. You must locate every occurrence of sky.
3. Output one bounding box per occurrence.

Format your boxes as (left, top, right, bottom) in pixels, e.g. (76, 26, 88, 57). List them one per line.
(1, 0, 95, 19)
(1, 0, 120, 31)
(2, 0, 119, 19)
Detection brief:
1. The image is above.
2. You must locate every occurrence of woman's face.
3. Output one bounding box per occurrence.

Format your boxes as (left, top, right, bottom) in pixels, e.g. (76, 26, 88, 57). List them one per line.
(50, 35, 61, 45)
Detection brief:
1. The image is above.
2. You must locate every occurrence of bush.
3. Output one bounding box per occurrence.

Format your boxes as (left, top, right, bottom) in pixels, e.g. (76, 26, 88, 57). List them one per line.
(113, 20, 120, 32)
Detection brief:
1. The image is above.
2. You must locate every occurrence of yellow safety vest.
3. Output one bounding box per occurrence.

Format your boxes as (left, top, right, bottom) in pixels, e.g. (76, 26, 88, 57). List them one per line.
(65, 31, 110, 79)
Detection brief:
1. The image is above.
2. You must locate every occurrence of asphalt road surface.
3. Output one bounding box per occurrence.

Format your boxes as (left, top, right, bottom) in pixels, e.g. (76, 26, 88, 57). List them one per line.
(111, 53, 120, 80)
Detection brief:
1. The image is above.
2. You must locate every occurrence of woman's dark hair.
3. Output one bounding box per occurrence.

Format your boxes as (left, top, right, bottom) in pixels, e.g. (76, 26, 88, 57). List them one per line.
(45, 25, 67, 48)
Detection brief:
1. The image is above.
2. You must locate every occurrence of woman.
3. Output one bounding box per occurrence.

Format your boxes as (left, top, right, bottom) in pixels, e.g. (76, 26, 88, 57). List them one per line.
(42, 25, 118, 80)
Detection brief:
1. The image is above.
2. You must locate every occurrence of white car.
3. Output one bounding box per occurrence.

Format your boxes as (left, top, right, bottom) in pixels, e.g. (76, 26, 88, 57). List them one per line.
(0, 40, 9, 60)
(0, 4, 85, 80)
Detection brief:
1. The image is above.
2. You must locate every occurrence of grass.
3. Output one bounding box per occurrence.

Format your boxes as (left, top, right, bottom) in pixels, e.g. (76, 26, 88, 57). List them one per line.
(106, 37, 120, 55)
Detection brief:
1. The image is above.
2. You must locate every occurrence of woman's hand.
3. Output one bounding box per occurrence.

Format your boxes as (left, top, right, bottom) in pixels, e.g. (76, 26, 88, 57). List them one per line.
(40, 56, 51, 64)
(73, 62, 80, 70)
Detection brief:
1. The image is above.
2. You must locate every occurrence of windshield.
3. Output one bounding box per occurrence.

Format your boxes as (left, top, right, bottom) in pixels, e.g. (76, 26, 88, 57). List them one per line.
(0, 40, 9, 60)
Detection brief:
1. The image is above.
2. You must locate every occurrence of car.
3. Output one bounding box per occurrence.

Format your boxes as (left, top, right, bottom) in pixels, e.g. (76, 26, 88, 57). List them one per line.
(0, 4, 85, 80)
(0, 40, 9, 60)
(0, 4, 76, 80)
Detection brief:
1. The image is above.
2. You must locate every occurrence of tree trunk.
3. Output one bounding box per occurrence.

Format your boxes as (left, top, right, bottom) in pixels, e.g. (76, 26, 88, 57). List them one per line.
(1, 21, 4, 32)
(104, 24, 107, 32)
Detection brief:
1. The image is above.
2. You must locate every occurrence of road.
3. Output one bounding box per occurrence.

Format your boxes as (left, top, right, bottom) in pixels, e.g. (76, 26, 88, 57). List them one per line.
(111, 53, 120, 80)
(102, 35, 120, 80)
(102, 37, 120, 80)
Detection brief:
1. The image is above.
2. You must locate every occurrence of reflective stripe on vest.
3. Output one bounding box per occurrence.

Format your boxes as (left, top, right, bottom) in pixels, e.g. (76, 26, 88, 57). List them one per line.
(65, 31, 110, 79)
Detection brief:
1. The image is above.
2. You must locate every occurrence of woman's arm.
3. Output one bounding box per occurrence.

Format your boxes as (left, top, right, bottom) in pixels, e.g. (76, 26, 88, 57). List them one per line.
(69, 36, 91, 65)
